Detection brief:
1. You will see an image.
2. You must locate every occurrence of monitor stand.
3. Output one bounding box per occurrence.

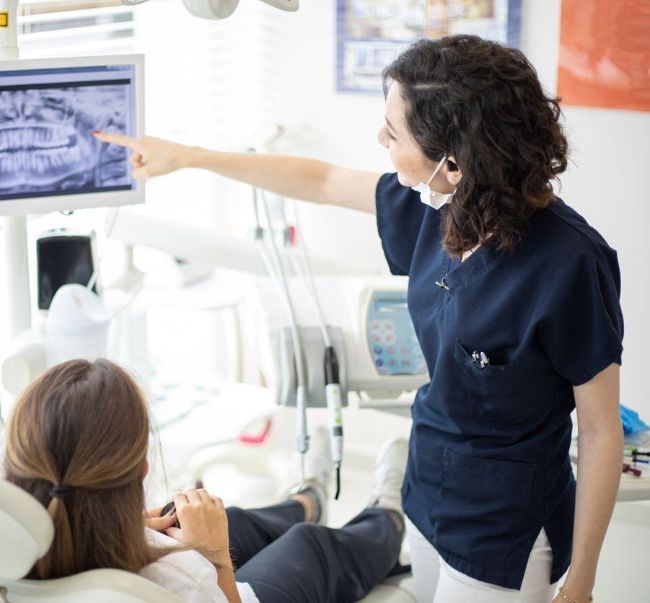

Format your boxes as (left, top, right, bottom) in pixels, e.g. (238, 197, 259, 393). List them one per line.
(4, 216, 32, 336)
(1, 4, 29, 336)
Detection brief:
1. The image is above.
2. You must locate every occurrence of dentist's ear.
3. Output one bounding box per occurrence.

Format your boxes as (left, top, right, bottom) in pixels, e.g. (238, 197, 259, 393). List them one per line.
(446, 155, 463, 187)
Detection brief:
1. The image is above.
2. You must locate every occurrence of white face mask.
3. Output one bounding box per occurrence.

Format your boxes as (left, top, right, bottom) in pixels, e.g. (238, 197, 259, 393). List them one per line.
(410, 155, 453, 210)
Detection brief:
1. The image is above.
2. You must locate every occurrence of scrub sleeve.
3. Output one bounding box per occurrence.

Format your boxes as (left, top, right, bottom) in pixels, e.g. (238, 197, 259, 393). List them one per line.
(534, 250, 623, 385)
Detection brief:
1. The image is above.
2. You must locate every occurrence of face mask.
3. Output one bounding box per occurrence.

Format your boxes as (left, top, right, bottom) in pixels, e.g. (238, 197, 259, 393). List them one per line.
(410, 155, 453, 210)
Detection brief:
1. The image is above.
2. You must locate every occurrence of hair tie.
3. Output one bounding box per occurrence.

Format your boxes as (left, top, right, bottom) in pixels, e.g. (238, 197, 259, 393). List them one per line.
(49, 485, 72, 499)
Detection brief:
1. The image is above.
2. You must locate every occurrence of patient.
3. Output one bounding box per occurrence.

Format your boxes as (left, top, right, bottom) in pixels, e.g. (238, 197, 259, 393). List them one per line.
(3, 359, 407, 603)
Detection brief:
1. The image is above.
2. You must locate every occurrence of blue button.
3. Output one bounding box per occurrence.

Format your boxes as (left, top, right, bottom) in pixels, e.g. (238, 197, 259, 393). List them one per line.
(375, 358, 384, 367)
(374, 345, 383, 354)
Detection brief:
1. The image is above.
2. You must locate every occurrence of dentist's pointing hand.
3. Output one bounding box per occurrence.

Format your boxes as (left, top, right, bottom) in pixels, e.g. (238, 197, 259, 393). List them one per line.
(92, 131, 191, 180)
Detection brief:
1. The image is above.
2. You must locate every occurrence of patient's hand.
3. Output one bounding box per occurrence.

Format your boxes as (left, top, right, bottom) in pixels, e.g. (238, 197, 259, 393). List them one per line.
(165, 489, 232, 569)
(144, 506, 178, 532)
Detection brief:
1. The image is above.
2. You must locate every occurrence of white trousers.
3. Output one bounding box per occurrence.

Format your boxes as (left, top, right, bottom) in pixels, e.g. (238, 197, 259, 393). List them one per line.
(406, 518, 559, 603)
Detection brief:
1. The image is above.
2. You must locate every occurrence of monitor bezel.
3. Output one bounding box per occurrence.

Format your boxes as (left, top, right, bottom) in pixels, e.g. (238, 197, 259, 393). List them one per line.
(0, 54, 145, 216)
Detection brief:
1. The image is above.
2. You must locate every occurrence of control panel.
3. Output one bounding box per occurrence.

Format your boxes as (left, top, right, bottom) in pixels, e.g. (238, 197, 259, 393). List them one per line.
(365, 290, 426, 376)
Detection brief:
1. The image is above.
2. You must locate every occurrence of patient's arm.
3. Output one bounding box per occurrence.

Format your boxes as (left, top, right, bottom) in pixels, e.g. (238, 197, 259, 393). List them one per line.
(213, 561, 243, 603)
(164, 489, 242, 603)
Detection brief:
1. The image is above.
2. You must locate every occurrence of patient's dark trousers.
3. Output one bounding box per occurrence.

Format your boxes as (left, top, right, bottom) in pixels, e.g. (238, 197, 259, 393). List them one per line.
(227, 501, 401, 603)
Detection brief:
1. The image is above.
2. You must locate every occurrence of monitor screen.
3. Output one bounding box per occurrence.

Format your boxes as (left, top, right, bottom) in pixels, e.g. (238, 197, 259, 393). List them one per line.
(0, 55, 144, 215)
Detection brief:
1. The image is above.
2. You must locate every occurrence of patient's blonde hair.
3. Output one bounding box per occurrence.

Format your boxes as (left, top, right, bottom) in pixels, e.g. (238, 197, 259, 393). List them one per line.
(3, 359, 168, 579)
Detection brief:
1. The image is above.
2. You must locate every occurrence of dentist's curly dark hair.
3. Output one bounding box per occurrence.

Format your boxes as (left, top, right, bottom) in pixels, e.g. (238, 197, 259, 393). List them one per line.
(383, 35, 568, 255)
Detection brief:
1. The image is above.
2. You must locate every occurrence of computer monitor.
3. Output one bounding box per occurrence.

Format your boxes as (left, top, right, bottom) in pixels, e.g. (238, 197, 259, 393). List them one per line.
(0, 54, 144, 215)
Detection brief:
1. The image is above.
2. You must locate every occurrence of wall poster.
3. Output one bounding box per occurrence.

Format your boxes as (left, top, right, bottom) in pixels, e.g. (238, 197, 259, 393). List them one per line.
(336, 0, 522, 94)
(558, 0, 650, 112)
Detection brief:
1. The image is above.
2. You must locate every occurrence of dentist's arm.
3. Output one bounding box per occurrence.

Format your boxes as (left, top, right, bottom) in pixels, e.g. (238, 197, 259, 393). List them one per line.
(93, 132, 380, 214)
(552, 363, 623, 603)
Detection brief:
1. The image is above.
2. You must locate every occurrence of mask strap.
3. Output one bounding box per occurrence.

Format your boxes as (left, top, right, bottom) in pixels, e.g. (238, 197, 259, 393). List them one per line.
(426, 154, 447, 186)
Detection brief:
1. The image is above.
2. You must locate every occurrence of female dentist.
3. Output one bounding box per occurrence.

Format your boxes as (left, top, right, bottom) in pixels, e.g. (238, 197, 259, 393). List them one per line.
(96, 35, 624, 603)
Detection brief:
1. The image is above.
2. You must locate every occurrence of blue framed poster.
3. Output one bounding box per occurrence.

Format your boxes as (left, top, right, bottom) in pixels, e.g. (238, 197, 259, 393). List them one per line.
(336, 0, 522, 94)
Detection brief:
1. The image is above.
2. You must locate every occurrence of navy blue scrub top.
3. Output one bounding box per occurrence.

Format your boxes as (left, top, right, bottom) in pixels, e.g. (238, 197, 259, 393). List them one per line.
(376, 173, 624, 590)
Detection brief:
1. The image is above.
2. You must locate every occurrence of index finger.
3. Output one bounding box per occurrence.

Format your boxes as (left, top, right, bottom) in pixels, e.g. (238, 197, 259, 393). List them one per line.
(93, 130, 138, 149)
(172, 492, 190, 511)
(195, 488, 213, 504)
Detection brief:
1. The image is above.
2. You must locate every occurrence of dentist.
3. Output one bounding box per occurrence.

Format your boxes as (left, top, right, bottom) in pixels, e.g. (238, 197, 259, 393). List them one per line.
(96, 35, 624, 603)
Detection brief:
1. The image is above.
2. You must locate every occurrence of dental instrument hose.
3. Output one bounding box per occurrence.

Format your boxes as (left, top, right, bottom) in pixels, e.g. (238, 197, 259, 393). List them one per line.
(289, 197, 345, 499)
(252, 183, 310, 483)
(324, 345, 343, 499)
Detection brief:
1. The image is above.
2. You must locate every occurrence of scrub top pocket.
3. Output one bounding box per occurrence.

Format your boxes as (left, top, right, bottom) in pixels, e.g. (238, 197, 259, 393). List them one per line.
(433, 448, 536, 583)
(450, 340, 524, 424)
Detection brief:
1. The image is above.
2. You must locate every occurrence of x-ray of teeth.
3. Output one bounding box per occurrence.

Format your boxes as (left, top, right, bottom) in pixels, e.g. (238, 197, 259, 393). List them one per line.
(0, 84, 133, 198)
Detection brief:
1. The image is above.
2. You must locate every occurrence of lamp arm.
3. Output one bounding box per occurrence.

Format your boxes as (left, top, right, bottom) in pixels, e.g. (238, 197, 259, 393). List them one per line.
(119, 0, 298, 19)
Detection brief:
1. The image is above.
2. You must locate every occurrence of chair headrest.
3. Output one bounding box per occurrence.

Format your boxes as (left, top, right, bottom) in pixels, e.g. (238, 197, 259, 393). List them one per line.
(0, 479, 54, 581)
(5, 568, 184, 602)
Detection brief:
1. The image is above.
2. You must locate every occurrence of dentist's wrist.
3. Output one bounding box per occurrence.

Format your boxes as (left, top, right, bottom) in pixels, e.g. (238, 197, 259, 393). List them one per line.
(186, 145, 231, 171)
(558, 584, 593, 603)
(179, 144, 204, 169)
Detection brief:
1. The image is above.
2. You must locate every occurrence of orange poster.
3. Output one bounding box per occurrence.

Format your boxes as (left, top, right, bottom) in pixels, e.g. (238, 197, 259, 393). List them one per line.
(557, 0, 650, 112)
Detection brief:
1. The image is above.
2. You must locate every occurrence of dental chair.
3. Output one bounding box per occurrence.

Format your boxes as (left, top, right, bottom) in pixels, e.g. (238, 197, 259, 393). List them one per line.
(0, 480, 182, 603)
(0, 479, 415, 602)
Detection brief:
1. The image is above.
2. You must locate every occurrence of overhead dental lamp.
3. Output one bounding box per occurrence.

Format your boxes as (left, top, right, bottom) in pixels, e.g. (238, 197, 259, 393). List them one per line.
(121, 0, 298, 20)
(0, 0, 297, 59)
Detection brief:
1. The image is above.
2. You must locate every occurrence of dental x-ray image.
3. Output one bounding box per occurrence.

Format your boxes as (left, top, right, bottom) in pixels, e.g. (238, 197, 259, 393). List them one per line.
(0, 83, 133, 200)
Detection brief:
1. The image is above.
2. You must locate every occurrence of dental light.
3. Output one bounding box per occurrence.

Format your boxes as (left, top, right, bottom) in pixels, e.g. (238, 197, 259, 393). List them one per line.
(120, 0, 298, 20)
(0, 0, 297, 60)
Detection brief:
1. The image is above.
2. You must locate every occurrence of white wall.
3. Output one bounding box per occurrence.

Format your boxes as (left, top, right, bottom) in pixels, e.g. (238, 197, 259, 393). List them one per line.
(257, 0, 650, 420)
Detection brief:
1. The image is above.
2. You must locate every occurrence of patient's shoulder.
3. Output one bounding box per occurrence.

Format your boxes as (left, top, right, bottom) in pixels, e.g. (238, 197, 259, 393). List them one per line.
(140, 528, 228, 603)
